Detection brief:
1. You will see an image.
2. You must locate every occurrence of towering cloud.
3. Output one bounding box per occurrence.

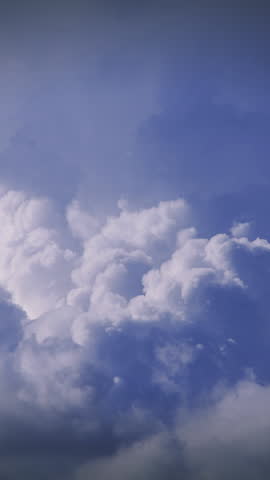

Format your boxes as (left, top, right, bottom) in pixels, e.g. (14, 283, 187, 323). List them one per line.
(0, 185, 269, 478)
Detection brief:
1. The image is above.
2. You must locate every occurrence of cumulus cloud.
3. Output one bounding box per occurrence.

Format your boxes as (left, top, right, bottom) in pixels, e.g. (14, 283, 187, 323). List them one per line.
(0, 185, 269, 478)
(0, 188, 76, 319)
(0, 186, 269, 402)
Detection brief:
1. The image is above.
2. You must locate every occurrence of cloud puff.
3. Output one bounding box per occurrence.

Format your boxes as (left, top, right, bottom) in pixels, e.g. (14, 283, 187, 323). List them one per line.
(0, 188, 75, 319)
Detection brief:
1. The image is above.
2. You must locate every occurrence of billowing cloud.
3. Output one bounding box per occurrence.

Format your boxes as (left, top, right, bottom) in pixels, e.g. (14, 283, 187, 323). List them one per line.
(0, 187, 76, 319)
(0, 185, 269, 478)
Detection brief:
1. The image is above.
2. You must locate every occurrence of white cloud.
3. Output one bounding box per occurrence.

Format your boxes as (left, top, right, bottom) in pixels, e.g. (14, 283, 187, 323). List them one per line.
(0, 185, 269, 415)
(24, 305, 78, 344)
(0, 188, 76, 319)
(66, 200, 100, 241)
(231, 221, 251, 238)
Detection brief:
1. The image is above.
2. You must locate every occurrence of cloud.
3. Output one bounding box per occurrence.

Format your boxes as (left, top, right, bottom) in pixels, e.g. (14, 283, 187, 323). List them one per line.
(0, 185, 269, 477)
(75, 431, 184, 480)
(0, 185, 269, 404)
(179, 378, 270, 479)
(0, 3, 270, 478)
(68, 197, 190, 340)
(0, 188, 76, 319)
(73, 377, 270, 480)
(231, 221, 251, 238)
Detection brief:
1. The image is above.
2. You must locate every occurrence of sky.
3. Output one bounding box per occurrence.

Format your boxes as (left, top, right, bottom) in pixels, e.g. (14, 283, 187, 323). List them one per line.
(0, 1, 270, 478)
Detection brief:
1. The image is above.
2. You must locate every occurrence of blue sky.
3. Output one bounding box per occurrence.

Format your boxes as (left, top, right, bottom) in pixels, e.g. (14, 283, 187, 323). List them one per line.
(0, 1, 270, 479)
